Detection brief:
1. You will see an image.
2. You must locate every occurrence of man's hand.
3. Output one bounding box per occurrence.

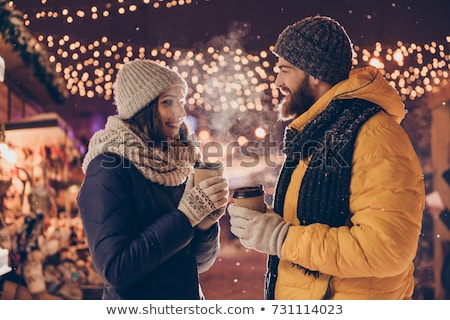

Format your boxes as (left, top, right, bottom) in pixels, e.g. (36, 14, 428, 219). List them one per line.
(228, 206, 291, 257)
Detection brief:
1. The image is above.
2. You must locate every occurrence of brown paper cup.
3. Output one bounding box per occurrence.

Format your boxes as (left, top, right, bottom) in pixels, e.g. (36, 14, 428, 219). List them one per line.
(232, 185, 266, 213)
(194, 161, 223, 185)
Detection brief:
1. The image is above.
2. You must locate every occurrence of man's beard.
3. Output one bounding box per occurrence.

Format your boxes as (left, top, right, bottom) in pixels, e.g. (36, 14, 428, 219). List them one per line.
(277, 77, 317, 121)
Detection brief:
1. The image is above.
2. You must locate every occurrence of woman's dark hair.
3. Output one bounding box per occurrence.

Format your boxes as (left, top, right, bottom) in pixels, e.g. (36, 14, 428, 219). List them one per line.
(125, 97, 191, 145)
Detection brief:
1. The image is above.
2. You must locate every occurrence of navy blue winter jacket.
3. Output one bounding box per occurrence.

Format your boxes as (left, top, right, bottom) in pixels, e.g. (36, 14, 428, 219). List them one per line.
(77, 153, 220, 299)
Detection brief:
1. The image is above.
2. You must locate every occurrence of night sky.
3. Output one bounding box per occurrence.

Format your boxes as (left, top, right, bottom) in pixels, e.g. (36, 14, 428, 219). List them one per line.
(14, 0, 449, 47)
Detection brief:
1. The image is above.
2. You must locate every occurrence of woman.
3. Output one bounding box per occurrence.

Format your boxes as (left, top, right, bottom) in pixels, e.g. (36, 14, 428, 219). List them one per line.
(77, 59, 228, 299)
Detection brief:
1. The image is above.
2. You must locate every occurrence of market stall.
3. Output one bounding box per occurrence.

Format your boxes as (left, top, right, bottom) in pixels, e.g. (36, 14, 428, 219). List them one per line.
(0, 113, 102, 299)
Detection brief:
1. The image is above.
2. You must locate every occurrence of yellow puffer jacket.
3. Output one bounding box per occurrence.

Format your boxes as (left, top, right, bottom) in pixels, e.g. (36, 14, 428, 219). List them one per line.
(276, 66, 425, 300)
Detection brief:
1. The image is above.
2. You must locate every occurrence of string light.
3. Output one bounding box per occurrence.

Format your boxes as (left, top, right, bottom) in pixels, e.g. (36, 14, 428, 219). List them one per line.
(19, 0, 194, 26)
(39, 35, 448, 109)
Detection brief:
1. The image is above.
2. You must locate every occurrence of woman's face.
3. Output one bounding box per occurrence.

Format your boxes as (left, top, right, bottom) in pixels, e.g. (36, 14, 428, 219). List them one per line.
(157, 86, 187, 139)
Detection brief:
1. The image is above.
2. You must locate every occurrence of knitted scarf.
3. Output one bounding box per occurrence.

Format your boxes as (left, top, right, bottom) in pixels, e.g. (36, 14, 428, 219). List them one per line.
(82, 116, 200, 186)
(265, 98, 381, 299)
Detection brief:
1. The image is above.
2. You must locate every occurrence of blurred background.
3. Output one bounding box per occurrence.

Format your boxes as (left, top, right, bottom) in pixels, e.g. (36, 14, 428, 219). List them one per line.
(0, 0, 449, 300)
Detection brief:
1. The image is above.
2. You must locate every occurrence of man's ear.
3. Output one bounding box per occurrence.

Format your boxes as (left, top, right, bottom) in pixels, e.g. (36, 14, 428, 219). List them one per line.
(310, 76, 321, 86)
(309, 75, 332, 98)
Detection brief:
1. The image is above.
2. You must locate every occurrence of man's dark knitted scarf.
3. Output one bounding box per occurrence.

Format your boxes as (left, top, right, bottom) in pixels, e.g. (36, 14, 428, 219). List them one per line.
(264, 98, 381, 300)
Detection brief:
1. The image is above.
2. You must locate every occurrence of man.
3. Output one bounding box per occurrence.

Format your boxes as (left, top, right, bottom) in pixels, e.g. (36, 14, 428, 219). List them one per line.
(229, 15, 425, 299)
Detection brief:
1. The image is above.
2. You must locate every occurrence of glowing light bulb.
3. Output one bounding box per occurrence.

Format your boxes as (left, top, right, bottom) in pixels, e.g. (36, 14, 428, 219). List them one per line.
(393, 49, 404, 64)
(254, 127, 266, 139)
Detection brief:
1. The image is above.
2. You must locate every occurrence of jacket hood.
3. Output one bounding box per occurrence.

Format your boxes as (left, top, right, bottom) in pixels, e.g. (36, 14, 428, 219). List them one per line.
(289, 65, 405, 131)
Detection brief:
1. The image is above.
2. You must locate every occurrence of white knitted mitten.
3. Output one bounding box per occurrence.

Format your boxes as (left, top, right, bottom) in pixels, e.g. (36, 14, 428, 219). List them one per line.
(229, 206, 291, 257)
(196, 206, 227, 230)
(178, 176, 228, 227)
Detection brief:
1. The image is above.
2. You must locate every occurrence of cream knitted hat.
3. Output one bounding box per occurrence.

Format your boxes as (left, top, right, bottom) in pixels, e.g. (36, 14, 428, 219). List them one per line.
(113, 59, 188, 119)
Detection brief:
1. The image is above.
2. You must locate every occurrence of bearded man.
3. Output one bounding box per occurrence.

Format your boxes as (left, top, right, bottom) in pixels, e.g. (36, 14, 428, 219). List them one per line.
(229, 15, 425, 300)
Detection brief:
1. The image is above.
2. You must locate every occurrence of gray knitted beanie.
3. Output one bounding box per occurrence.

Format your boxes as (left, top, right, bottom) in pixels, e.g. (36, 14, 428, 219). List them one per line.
(113, 59, 188, 119)
(273, 15, 354, 85)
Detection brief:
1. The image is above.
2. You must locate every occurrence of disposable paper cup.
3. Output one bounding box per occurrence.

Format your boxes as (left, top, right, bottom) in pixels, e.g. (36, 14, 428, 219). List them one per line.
(194, 161, 223, 185)
(232, 184, 266, 213)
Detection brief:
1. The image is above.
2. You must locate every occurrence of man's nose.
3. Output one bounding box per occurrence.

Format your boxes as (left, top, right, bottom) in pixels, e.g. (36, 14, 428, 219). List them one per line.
(274, 73, 283, 88)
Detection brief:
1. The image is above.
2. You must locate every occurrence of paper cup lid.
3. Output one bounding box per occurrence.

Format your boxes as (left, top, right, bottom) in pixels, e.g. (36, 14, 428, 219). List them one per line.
(194, 161, 223, 169)
(233, 185, 265, 198)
